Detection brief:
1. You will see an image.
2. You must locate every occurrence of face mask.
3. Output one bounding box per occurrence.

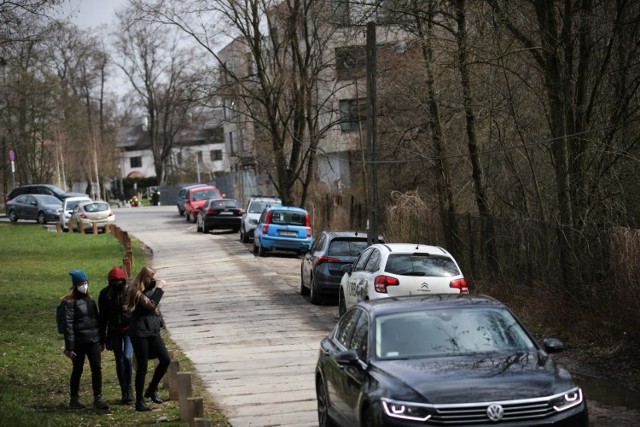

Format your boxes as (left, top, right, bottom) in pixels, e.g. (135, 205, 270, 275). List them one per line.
(77, 284, 89, 294)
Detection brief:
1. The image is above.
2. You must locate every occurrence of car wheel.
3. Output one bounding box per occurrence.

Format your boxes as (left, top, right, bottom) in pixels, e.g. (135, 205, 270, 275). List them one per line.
(309, 275, 322, 305)
(258, 241, 266, 257)
(253, 240, 258, 255)
(203, 224, 210, 233)
(8, 209, 18, 223)
(37, 211, 47, 224)
(316, 378, 336, 427)
(338, 288, 347, 317)
(232, 227, 239, 233)
(241, 227, 249, 243)
(300, 267, 310, 296)
(185, 211, 191, 222)
(196, 221, 202, 232)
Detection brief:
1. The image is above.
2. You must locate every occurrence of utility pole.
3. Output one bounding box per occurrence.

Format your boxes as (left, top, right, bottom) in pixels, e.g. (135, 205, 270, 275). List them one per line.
(366, 21, 380, 245)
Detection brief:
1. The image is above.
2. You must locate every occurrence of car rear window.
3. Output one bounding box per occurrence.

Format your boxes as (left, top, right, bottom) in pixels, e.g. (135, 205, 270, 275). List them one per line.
(385, 253, 460, 277)
(328, 238, 369, 256)
(84, 202, 109, 212)
(270, 210, 306, 226)
(249, 200, 281, 213)
(193, 189, 221, 201)
(211, 199, 239, 208)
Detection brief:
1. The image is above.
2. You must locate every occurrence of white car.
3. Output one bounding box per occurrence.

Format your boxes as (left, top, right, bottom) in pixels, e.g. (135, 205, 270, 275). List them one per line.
(338, 243, 468, 315)
(239, 195, 281, 243)
(59, 196, 92, 230)
(69, 200, 116, 232)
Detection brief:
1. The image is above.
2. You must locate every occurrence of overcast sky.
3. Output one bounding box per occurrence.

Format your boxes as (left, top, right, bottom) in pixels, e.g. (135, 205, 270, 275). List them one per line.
(61, 0, 129, 29)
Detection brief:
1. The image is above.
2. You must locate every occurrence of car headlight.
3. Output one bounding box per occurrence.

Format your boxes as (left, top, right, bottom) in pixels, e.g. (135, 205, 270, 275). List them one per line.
(381, 398, 432, 422)
(46, 208, 57, 214)
(551, 387, 583, 412)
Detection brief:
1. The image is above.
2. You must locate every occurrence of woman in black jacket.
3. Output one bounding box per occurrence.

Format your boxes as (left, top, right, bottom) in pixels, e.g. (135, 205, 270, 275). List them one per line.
(98, 266, 133, 404)
(61, 269, 109, 410)
(124, 266, 171, 412)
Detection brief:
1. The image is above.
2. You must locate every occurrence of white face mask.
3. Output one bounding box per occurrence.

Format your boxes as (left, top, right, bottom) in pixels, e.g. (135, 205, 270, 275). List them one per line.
(77, 283, 89, 294)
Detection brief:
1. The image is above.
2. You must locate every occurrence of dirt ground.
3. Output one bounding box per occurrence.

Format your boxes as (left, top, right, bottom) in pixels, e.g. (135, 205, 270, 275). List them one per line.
(553, 352, 640, 426)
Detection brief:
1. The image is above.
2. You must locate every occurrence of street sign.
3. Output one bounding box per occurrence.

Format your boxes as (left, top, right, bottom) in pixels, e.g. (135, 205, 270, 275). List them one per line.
(9, 150, 15, 161)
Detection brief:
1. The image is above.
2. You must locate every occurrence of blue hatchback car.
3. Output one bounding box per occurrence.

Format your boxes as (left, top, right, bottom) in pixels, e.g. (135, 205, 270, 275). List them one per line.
(253, 206, 313, 256)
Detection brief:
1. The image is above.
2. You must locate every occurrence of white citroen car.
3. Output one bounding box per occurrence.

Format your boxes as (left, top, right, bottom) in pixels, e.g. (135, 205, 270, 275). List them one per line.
(338, 243, 468, 315)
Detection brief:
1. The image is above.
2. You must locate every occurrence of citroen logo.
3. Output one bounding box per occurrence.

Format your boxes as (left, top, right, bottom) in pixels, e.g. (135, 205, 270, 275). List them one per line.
(486, 404, 504, 421)
(420, 282, 430, 290)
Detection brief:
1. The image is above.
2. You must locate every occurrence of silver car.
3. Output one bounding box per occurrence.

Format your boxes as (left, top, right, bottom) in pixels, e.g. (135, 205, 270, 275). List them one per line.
(239, 195, 281, 243)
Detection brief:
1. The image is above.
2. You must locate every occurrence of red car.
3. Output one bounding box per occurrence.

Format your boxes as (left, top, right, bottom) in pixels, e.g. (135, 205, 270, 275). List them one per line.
(184, 186, 223, 222)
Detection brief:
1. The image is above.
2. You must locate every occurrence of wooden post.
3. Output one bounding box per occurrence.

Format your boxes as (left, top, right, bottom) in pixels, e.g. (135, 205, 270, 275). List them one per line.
(92, 222, 98, 234)
(193, 419, 212, 427)
(177, 372, 193, 421)
(187, 397, 204, 426)
(123, 256, 132, 278)
(55, 222, 62, 233)
(164, 360, 180, 400)
(78, 221, 85, 234)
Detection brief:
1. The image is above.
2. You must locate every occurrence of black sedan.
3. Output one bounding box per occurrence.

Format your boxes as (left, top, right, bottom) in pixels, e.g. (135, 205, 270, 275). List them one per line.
(196, 198, 243, 233)
(315, 294, 588, 427)
(6, 194, 62, 224)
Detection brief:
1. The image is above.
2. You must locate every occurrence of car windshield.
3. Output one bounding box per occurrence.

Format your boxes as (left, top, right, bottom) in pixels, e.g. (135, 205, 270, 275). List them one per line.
(249, 200, 280, 213)
(375, 307, 536, 359)
(193, 189, 221, 201)
(385, 253, 460, 277)
(328, 238, 369, 256)
(39, 195, 62, 205)
(83, 202, 109, 212)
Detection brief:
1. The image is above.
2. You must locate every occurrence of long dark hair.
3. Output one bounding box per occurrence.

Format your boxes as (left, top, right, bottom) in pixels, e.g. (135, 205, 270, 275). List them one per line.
(124, 266, 155, 311)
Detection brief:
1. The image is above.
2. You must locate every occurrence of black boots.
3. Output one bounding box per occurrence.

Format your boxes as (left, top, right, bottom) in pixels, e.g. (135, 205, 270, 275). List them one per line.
(69, 396, 85, 409)
(121, 387, 134, 404)
(93, 395, 110, 410)
(144, 387, 164, 404)
(135, 400, 151, 412)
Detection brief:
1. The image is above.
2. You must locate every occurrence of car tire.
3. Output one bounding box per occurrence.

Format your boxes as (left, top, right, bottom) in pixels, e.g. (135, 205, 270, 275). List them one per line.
(300, 267, 310, 296)
(253, 240, 259, 255)
(203, 224, 210, 233)
(338, 288, 347, 317)
(8, 209, 18, 223)
(258, 241, 266, 257)
(309, 275, 322, 305)
(232, 227, 239, 233)
(316, 378, 336, 427)
(196, 221, 202, 232)
(241, 227, 250, 243)
(37, 211, 47, 224)
(185, 211, 191, 222)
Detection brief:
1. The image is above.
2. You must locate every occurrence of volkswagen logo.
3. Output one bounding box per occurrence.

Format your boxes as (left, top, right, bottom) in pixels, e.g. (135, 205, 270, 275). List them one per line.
(486, 404, 504, 421)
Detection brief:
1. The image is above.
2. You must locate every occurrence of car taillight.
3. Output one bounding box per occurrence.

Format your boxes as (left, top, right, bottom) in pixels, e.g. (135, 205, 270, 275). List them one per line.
(206, 208, 216, 214)
(450, 278, 469, 294)
(316, 256, 340, 266)
(80, 213, 88, 219)
(304, 213, 312, 237)
(374, 275, 400, 293)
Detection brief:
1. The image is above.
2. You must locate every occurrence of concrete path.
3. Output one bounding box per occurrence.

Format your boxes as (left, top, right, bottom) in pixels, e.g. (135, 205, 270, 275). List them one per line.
(115, 206, 337, 427)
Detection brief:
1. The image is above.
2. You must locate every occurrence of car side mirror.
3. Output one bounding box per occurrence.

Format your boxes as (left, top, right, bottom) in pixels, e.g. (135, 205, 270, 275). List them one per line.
(335, 350, 360, 366)
(542, 338, 565, 353)
(340, 264, 352, 274)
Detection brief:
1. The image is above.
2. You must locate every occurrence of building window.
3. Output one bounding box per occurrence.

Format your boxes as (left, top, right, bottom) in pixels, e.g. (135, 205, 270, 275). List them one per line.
(130, 157, 142, 168)
(336, 46, 366, 80)
(339, 99, 366, 132)
(176, 152, 182, 166)
(197, 151, 203, 163)
(210, 150, 223, 161)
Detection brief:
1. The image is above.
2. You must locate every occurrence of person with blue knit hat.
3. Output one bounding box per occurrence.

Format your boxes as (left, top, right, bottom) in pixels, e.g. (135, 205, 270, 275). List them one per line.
(60, 269, 109, 410)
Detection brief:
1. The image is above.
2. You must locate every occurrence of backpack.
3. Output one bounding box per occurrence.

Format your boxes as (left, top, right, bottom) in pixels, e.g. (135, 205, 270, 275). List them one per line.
(56, 301, 73, 334)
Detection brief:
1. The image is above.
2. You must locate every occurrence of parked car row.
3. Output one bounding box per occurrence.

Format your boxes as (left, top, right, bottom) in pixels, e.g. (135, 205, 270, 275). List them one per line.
(4, 185, 115, 232)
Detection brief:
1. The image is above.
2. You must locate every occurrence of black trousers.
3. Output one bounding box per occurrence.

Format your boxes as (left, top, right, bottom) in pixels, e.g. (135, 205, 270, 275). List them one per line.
(70, 340, 102, 398)
(130, 335, 170, 401)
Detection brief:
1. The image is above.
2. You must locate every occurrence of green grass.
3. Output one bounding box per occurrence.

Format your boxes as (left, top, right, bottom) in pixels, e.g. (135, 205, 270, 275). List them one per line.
(0, 223, 229, 426)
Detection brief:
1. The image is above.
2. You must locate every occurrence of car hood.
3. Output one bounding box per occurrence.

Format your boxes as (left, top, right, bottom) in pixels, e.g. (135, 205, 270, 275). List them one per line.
(371, 352, 576, 403)
(43, 203, 62, 210)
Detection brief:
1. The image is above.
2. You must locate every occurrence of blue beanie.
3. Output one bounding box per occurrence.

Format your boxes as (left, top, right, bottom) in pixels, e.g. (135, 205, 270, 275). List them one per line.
(69, 269, 89, 286)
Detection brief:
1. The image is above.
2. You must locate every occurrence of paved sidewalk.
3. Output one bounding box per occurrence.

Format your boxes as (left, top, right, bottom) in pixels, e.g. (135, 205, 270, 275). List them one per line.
(116, 207, 335, 426)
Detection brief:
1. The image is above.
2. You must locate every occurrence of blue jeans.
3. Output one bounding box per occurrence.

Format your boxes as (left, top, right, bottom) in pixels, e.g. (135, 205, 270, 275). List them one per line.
(111, 333, 133, 394)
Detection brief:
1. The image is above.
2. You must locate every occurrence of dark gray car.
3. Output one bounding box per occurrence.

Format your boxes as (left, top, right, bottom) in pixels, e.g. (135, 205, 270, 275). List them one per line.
(300, 231, 382, 305)
(6, 194, 62, 224)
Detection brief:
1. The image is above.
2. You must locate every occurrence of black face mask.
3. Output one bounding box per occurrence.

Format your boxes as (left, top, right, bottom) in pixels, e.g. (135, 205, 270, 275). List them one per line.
(145, 280, 156, 290)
